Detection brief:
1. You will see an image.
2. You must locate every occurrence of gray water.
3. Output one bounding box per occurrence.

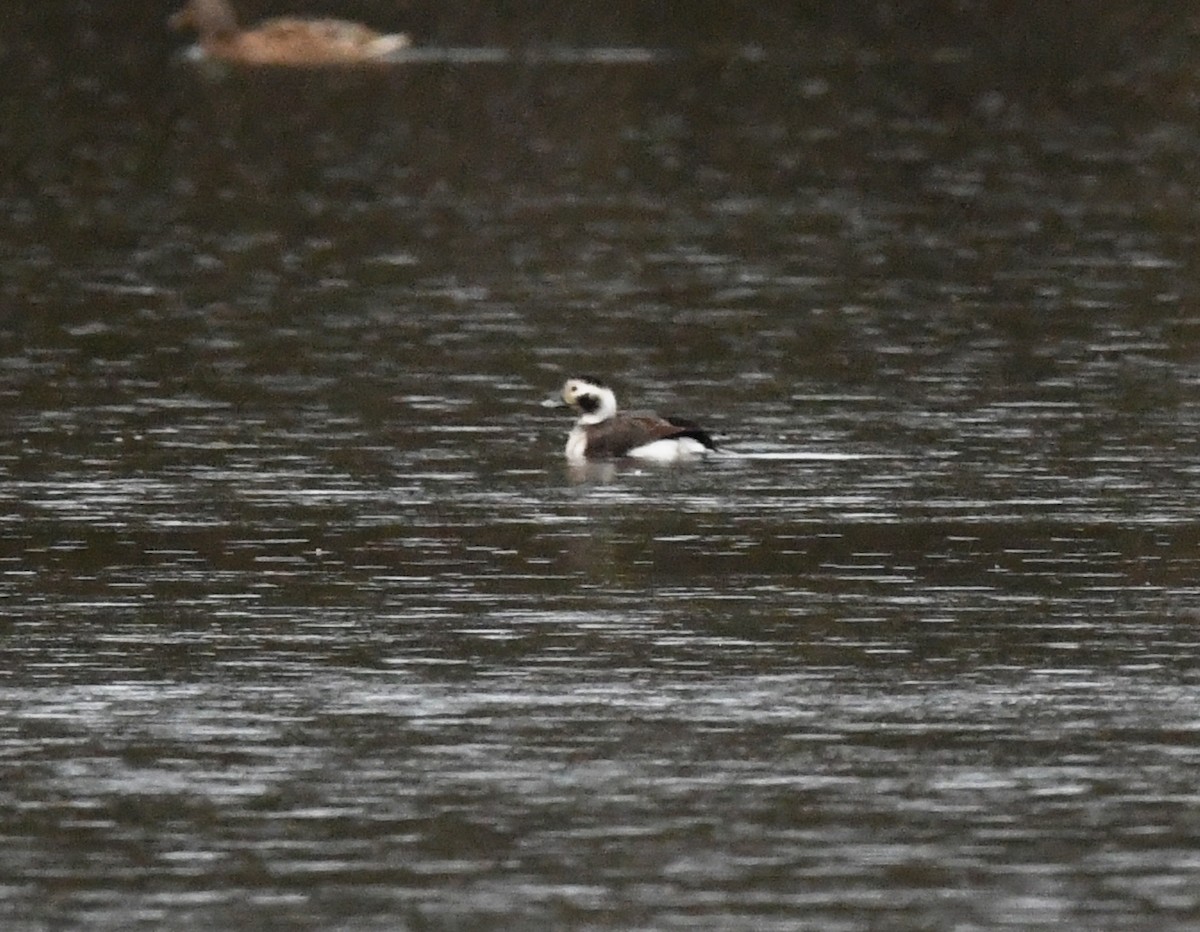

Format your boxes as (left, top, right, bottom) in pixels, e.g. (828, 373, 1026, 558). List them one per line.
(3, 14, 1200, 930)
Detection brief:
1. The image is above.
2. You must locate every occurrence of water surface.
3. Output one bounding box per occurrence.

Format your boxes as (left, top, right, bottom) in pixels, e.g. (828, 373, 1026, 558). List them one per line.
(3, 10, 1200, 930)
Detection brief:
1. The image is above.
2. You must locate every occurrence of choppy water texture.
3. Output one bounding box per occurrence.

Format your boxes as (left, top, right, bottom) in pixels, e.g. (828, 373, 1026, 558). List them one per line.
(3, 7, 1200, 930)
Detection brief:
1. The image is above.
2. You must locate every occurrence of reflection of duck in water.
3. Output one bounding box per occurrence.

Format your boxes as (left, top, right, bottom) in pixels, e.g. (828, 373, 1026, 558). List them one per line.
(549, 376, 720, 464)
(169, 0, 411, 65)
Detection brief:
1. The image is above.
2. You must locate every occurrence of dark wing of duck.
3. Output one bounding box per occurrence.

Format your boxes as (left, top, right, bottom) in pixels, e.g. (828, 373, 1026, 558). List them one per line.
(663, 414, 718, 451)
(586, 411, 718, 458)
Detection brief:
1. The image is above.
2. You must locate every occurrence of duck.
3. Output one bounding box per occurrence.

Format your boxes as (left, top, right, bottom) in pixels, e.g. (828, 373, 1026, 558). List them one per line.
(550, 376, 719, 464)
(168, 0, 411, 66)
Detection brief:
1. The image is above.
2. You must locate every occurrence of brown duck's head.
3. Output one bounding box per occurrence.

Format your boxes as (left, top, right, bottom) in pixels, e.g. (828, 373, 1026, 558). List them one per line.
(169, 0, 240, 41)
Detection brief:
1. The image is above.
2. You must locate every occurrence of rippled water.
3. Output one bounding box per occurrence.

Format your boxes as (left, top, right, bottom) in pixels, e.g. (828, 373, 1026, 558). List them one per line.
(4, 8, 1200, 929)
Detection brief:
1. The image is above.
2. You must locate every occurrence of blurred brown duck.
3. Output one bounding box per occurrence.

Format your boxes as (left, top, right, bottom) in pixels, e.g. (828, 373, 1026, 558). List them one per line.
(169, 0, 411, 65)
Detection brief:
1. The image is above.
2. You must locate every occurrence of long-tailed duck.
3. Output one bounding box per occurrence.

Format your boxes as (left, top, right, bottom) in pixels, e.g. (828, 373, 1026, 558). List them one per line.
(550, 376, 719, 463)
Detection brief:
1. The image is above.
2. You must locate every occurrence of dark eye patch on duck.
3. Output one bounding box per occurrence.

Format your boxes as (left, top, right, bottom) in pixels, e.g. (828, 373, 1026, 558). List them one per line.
(577, 393, 601, 414)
